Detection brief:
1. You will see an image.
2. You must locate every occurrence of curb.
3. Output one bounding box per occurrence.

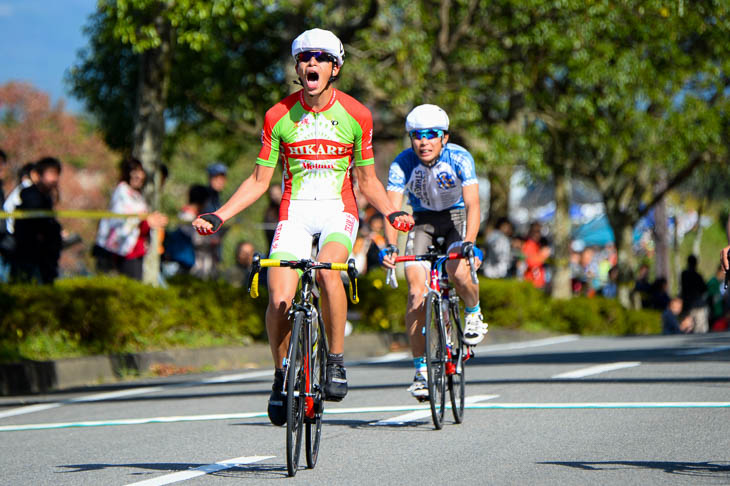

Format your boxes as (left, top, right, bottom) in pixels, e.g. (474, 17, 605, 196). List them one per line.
(0, 333, 405, 396)
(0, 328, 552, 396)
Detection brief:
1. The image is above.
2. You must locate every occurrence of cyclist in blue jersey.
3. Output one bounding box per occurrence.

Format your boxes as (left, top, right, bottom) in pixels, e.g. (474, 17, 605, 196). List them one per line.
(381, 104, 486, 399)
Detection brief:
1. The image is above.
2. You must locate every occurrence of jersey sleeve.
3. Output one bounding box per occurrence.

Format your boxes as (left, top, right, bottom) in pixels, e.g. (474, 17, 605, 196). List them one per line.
(351, 106, 375, 167)
(453, 149, 478, 186)
(256, 107, 283, 167)
(386, 151, 409, 193)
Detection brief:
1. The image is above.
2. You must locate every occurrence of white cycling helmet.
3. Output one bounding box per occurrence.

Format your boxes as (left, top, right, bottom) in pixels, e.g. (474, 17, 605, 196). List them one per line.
(405, 104, 450, 132)
(291, 28, 345, 67)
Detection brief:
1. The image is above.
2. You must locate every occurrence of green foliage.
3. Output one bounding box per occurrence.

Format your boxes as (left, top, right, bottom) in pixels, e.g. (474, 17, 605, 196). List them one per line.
(0, 276, 266, 361)
(0, 272, 659, 362)
(355, 269, 661, 336)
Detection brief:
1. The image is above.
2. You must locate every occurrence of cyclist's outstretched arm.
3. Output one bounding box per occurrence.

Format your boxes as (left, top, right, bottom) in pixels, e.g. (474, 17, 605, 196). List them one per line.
(193, 164, 275, 233)
(463, 184, 481, 244)
(354, 164, 413, 231)
(382, 190, 404, 270)
(384, 191, 404, 246)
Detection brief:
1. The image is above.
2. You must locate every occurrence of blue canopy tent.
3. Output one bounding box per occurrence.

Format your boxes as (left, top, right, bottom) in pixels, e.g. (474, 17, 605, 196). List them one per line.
(572, 215, 615, 246)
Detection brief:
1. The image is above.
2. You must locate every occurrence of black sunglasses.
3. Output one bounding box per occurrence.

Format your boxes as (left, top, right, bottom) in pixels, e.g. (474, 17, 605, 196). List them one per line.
(296, 51, 335, 64)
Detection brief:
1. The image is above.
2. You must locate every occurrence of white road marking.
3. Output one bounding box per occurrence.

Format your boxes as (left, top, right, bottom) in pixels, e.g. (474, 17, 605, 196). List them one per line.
(675, 345, 730, 356)
(373, 394, 499, 425)
(360, 335, 580, 364)
(468, 402, 730, 409)
(0, 403, 61, 419)
(552, 361, 641, 379)
(3, 398, 730, 432)
(123, 455, 274, 486)
(0, 370, 271, 420)
(474, 335, 580, 355)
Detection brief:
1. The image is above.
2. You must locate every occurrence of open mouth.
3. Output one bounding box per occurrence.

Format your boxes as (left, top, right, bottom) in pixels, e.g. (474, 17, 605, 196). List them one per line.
(306, 71, 319, 90)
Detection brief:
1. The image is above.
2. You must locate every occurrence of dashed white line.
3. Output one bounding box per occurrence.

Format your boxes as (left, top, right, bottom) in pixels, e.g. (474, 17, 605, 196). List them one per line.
(361, 335, 580, 364)
(123, 455, 274, 486)
(0, 370, 272, 420)
(552, 361, 641, 379)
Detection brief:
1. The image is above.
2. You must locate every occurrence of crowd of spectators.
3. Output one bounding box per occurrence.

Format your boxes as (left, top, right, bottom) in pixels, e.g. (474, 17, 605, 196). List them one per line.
(0, 148, 726, 335)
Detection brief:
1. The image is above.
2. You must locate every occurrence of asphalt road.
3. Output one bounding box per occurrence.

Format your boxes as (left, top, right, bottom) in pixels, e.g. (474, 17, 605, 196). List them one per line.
(1, 332, 729, 485)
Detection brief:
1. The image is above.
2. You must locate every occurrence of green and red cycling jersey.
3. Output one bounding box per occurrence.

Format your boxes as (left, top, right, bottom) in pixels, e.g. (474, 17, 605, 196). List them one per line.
(256, 89, 375, 220)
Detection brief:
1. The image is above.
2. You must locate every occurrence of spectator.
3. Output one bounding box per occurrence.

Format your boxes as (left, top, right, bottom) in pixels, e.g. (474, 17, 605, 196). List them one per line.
(662, 297, 693, 334)
(3, 162, 38, 235)
(10, 157, 63, 284)
(651, 276, 671, 311)
(680, 254, 709, 333)
(633, 262, 652, 309)
(94, 157, 167, 280)
(365, 213, 387, 271)
(601, 265, 619, 298)
(706, 264, 725, 330)
(483, 217, 513, 279)
(203, 162, 228, 214)
(225, 240, 256, 288)
(263, 183, 282, 250)
(163, 184, 209, 276)
(0, 149, 9, 281)
(522, 222, 550, 289)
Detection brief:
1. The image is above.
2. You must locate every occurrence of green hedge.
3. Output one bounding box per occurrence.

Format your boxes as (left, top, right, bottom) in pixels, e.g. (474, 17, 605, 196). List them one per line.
(355, 269, 661, 336)
(0, 275, 267, 361)
(0, 271, 660, 362)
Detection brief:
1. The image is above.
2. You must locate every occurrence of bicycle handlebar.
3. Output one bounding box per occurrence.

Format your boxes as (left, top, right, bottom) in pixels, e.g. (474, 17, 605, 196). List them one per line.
(386, 250, 479, 285)
(247, 253, 360, 304)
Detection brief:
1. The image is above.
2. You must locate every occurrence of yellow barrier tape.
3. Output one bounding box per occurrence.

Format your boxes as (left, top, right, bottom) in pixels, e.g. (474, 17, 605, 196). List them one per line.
(0, 209, 148, 220)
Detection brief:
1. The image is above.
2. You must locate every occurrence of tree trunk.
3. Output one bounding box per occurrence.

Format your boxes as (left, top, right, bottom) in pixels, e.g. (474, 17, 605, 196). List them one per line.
(653, 175, 670, 284)
(132, 15, 173, 286)
(487, 165, 511, 226)
(550, 167, 572, 299)
(610, 216, 635, 308)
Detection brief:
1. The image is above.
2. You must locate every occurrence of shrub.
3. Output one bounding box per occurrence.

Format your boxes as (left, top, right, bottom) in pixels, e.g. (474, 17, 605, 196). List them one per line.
(0, 272, 660, 362)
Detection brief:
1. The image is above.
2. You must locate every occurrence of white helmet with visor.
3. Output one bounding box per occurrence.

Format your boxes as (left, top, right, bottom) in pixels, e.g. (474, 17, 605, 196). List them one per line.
(291, 28, 345, 67)
(405, 104, 450, 133)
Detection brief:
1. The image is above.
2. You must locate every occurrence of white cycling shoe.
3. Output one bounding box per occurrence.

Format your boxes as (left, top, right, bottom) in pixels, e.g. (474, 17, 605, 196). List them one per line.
(407, 373, 429, 401)
(463, 311, 488, 345)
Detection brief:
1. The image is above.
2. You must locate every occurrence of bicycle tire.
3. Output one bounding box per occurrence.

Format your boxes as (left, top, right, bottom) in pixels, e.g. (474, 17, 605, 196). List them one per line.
(448, 298, 466, 423)
(425, 292, 447, 430)
(305, 313, 325, 468)
(286, 312, 305, 477)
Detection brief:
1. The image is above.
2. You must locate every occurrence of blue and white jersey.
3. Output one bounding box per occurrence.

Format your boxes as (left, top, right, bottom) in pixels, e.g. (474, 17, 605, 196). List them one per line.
(386, 143, 478, 212)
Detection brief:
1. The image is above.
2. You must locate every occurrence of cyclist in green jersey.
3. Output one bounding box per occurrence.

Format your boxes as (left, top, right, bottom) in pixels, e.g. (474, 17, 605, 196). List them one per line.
(193, 29, 414, 426)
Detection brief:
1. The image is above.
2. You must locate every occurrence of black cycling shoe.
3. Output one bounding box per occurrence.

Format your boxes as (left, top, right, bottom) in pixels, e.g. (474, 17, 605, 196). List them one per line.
(267, 374, 286, 426)
(324, 363, 348, 402)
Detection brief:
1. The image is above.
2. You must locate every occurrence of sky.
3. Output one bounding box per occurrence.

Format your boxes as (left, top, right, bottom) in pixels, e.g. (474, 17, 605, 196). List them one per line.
(0, 0, 97, 113)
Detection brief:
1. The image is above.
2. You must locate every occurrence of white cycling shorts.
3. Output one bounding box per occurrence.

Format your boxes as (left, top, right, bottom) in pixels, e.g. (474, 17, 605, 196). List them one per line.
(269, 199, 359, 260)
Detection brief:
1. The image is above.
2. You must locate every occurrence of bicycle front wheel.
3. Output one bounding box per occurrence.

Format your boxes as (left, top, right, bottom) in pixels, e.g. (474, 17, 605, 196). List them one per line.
(305, 313, 325, 469)
(425, 292, 447, 430)
(448, 298, 466, 423)
(286, 312, 306, 477)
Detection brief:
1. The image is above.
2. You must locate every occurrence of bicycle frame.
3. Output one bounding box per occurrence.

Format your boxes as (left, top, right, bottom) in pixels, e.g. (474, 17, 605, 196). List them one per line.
(387, 248, 477, 374)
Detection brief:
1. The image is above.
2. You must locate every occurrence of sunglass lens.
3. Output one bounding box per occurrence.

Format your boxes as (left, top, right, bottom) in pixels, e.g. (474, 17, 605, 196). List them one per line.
(410, 130, 441, 140)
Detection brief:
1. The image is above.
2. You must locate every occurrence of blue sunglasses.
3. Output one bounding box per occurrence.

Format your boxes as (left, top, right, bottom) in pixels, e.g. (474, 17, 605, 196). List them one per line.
(296, 51, 336, 64)
(409, 129, 444, 140)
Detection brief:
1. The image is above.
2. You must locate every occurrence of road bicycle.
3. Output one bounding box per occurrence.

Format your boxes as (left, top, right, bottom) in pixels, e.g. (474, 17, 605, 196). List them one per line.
(386, 241, 478, 429)
(248, 254, 359, 477)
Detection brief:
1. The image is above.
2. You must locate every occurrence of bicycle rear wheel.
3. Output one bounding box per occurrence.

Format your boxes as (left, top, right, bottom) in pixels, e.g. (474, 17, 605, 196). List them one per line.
(447, 298, 466, 423)
(305, 313, 325, 468)
(286, 312, 306, 477)
(425, 292, 446, 430)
